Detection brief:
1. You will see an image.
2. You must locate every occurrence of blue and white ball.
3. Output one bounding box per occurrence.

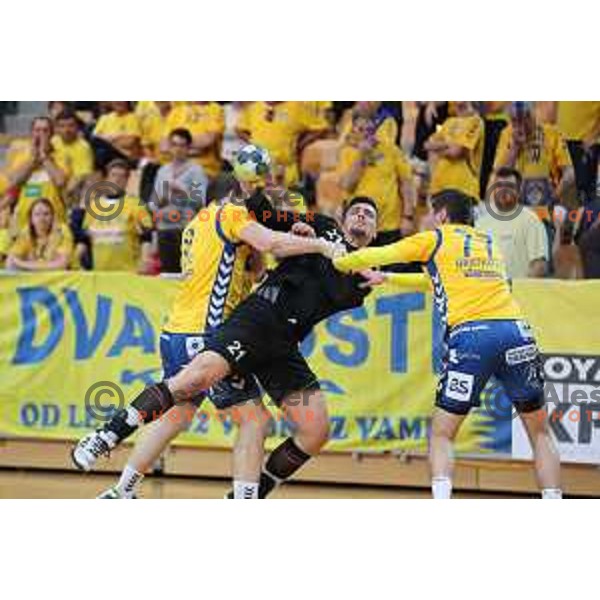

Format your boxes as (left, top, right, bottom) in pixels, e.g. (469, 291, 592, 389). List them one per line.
(233, 144, 271, 183)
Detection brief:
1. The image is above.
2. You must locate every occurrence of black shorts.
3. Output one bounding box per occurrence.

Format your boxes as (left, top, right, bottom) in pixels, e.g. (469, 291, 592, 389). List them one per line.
(160, 331, 262, 410)
(205, 295, 320, 405)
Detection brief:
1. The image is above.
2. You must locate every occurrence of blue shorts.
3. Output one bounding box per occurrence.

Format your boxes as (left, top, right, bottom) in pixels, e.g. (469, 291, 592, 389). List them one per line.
(436, 319, 545, 415)
(159, 331, 262, 410)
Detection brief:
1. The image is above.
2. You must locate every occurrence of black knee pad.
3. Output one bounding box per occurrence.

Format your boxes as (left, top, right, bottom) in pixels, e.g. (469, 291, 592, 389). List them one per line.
(131, 381, 175, 422)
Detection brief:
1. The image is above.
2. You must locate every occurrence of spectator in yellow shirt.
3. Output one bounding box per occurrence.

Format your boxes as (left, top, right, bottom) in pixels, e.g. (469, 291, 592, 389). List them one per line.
(140, 101, 173, 163)
(52, 109, 94, 203)
(338, 101, 399, 147)
(93, 101, 142, 162)
(137, 101, 174, 207)
(166, 101, 225, 180)
(304, 101, 335, 130)
(493, 101, 574, 215)
(0, 203, 11, 267)
(425, 101, 484, 200)
(0, 171, 10, 211)
(6, 116, 69, 229)
(135, 101, 187, 126)
(413, 101, 449, 160)
(81, 160, 153, 272)
(236, 101, 328, 186)
(337, 112, 416, 245)
(6, 197, 73, 271)
(556, 101, 600, 203)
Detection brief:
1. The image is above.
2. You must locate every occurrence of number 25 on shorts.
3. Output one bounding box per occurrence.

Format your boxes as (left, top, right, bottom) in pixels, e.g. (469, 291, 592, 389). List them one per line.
(445, 370, 474, 403)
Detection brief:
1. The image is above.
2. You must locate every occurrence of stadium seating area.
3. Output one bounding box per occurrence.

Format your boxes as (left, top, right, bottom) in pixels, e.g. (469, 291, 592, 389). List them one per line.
(0, 100, 599, 278)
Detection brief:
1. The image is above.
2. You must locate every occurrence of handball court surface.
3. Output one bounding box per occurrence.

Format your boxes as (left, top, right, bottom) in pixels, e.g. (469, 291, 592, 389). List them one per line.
(2, 440, 598, 498)
(0, 470, 525, 499)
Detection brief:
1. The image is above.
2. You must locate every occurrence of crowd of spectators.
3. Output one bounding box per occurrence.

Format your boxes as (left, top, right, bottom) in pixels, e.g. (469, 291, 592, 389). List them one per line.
(0, 100, 599, 278)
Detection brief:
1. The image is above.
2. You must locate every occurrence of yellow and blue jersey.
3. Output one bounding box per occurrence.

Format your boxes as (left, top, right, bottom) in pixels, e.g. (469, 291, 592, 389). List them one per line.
(335, 224, 522, 330)
(164, 202, 255, 334)
(335, 226, 544, 415)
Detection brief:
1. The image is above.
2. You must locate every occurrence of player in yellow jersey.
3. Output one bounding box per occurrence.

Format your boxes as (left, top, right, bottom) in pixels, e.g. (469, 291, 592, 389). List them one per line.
(72, 172, 342, 499)
(334, 189, 562, 499)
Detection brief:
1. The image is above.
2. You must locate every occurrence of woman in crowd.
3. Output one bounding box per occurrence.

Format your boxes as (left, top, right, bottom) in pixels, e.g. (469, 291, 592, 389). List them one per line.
(6, 197, 74, 271)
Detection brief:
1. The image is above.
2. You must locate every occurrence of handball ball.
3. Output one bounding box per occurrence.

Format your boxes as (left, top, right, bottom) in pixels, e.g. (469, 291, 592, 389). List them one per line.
(233, 144, 272, 182)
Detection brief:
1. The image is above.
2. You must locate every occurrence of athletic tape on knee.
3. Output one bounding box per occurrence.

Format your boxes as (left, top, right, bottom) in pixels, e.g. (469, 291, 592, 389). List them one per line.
(131, 382, 175, 423)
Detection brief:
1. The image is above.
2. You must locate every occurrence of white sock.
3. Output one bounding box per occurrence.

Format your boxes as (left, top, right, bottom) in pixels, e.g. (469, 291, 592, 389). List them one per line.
(542, 488, 562, 499)
(432, 476, 452, 499)
(116, 464, 144, 499)
(233, 480, 259, 499)
(99, 429, 119, 447)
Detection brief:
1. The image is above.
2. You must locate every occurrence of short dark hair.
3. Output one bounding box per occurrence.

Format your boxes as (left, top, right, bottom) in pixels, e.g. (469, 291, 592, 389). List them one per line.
(208, 173, 239, 204)
(169, 128, 193, 145)
(55, 109, 79, 123)
(342, 196, 378, 219)
(105, 158, 131, 175)
(430, 189, 475, 225)
(31, 116, 53, 132)
(494, 166, 522, 189)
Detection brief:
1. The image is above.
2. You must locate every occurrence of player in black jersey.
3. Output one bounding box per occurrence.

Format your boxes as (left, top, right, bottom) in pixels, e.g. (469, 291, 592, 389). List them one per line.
(74, 192, 381, 498)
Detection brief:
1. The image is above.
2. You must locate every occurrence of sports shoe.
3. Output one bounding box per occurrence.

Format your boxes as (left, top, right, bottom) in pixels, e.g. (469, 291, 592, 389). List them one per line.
(97, 486, 136, 499)
(71, 430, 117, 471)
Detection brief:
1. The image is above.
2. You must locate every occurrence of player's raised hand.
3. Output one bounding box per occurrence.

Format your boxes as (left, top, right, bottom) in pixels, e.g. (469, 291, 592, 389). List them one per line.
(291, 221, 316, 238)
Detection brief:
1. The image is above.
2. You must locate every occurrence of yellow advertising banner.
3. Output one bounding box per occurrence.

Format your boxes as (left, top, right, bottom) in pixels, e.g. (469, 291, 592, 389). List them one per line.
(1, 273, 599, 456)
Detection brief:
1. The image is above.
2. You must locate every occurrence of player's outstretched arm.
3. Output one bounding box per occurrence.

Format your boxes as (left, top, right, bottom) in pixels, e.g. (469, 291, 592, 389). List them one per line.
(355, 270, 428, 290)
(334, 230, 436, 273)
(333, 242, 404, 273)
(383, 273, 429, 289)
(239, 221, 339, 259)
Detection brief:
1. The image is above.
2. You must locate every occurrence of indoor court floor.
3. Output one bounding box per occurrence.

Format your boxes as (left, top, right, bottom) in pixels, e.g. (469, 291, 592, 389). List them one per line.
(0, 469, 520, 499)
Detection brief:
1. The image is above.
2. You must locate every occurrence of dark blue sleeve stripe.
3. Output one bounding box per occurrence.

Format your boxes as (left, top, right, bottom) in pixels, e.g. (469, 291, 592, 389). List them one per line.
(429, 228, 443, 263)
(215, 206, 241, 247)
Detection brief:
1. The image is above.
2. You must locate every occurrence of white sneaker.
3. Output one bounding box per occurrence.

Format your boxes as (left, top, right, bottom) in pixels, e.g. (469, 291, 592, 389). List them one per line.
(71, 430, 116, 472)
(97, 486, 136, 499)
